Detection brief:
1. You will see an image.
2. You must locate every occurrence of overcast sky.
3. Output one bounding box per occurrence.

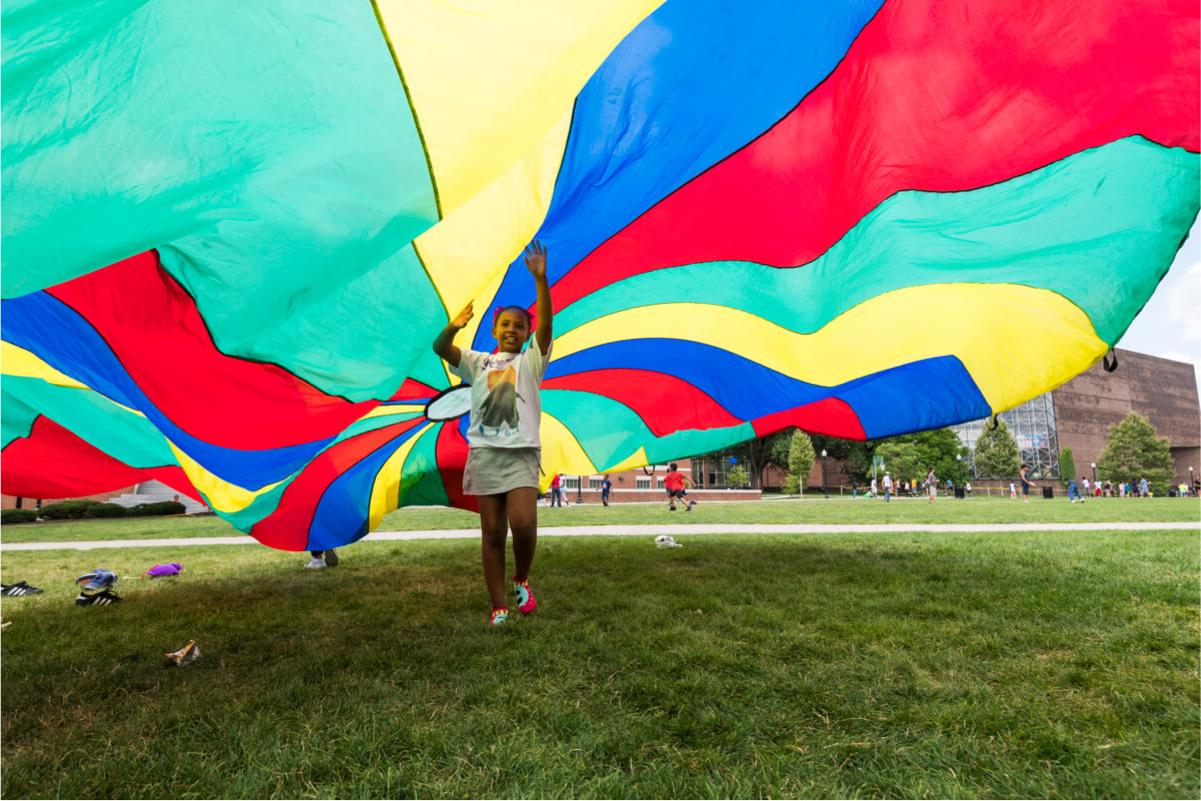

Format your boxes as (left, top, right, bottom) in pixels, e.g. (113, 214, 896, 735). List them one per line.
(1117, 217, 1201, 395)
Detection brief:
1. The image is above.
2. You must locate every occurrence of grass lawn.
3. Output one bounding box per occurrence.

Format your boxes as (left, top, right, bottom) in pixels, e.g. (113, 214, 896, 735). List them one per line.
(2, 496, 1198, 544)
(2, 529, 1197, 798)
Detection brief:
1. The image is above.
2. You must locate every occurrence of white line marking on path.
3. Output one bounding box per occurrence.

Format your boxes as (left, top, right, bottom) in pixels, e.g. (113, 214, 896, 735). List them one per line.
(2, 522, 1197, 551)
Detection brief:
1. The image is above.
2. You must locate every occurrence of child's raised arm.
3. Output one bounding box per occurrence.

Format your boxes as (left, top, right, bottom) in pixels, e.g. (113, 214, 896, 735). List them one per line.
(433, 302, 473, 368)
(523, 241, 552, 355)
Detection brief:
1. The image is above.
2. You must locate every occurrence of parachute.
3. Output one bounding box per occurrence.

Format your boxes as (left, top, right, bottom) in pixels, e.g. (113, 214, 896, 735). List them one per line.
(2, 0, 1198, 550)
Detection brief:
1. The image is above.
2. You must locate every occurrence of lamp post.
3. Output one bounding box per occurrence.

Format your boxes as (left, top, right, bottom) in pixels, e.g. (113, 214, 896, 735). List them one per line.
(956, 453, 963, 495)
(1190, 466, 1194, 496)
(821, 449, 828, 497)
(1091, 462, 1097, 484)
(577, 475, 583, 504)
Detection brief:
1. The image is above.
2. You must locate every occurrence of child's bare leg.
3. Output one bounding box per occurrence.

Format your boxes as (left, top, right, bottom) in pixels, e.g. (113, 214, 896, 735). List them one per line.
(506, 487, 538, 581)
(478, 494, 509, 608)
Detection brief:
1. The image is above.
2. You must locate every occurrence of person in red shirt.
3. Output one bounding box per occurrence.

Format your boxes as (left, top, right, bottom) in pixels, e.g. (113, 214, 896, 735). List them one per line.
(664, 463, 696, 512)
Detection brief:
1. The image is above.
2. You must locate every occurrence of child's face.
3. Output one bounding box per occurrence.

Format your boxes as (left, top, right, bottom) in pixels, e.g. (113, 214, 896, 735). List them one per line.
(493, 310, 530, 353)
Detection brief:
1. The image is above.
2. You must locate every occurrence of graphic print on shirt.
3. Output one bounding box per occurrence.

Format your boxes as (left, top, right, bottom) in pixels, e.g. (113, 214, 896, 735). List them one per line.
(478, 363, 522, 433)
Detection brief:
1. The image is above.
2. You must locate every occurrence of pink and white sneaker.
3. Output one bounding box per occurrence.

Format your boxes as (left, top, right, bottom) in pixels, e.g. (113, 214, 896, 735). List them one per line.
(513, 579, 537, 615)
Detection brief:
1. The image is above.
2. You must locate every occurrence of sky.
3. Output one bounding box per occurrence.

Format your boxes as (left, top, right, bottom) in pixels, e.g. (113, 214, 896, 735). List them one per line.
(1117, 217, 1201, 395)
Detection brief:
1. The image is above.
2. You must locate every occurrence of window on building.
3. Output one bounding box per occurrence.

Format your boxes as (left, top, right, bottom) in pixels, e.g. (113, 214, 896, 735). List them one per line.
(953, 392, 1060, 480)
(588, 478, 601, 490)
(565, 478, 579, 490)
(636, 477, 651, 490)
(656, 478, 665, 489)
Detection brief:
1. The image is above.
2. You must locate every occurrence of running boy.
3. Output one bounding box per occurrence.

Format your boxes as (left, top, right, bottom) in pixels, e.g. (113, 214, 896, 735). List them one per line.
(664, 463, 695, 511)
(433, 241, 552, 626)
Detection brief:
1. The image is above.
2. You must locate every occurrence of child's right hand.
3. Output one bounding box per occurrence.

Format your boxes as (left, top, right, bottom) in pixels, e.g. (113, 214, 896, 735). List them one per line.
(452, 302, 474, 329)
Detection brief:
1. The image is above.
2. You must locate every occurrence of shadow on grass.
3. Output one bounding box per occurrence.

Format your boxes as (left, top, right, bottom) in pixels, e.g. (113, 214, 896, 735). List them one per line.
(2, 534, 1198, 798)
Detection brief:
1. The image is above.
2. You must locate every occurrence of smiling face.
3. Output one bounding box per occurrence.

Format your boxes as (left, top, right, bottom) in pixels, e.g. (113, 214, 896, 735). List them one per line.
(493, 308, 531, 353)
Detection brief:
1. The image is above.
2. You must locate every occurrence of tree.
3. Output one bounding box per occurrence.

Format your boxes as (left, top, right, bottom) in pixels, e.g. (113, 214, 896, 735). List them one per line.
(1058, 448, 1077, 488)
(1097, 412, 1174, 494)
(788, 430, 816, 494)
(874, 440, 923, 489)
(865, 429, 967, 485)
(973, 419, 1021, 479)
(726, 464, 749, 488)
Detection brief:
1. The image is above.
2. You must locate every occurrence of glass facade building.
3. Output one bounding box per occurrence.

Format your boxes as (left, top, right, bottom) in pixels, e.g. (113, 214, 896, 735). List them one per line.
(952, 392, 1060, 480)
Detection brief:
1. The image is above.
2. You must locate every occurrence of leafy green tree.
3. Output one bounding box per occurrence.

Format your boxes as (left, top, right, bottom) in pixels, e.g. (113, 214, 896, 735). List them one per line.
(1058, 448, 1076, 488)
(788, 430, 816, 494)
(874, 440, 922, 489)
(1097, 412, 1174, 494)
(726, 464, 749, 488)
(973, 419, 1021, 479)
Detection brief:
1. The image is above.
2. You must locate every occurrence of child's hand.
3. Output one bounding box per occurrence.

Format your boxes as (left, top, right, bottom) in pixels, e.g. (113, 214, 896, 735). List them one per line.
(451, 302, 474, 329)
(523, 241, 547, 280)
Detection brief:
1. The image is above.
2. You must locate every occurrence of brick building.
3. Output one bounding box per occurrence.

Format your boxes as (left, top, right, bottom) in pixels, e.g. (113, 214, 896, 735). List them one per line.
(950, 348, 1198, 486)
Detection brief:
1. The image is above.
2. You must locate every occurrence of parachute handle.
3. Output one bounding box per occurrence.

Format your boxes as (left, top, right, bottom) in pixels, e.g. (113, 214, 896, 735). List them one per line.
(1102, 349, 1118, 372)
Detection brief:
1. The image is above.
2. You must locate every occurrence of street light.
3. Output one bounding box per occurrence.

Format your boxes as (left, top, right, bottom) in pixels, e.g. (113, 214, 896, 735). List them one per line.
(956, 453, 964, 494)
(821, 449, 828, 497)
(1091, 462, 1097, 483)
(577, 475, 583, 504)
(1190, 466, 1194, 496)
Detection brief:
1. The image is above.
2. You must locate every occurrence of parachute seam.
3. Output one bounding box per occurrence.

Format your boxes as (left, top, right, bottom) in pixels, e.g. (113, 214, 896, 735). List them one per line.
(369, 0, 443, 219)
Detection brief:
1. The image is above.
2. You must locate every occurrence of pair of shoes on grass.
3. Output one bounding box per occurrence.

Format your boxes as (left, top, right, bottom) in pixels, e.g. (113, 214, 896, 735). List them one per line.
(490, 579, 538, 626)
(304, 548, 339, 570)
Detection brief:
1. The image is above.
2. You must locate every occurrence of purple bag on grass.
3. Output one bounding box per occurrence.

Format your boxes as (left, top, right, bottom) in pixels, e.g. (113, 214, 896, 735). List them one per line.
(145, 563, 183, 578)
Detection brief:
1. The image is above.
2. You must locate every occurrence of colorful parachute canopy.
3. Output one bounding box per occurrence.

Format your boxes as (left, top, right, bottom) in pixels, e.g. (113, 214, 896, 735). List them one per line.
(2, 0, 1198, 549)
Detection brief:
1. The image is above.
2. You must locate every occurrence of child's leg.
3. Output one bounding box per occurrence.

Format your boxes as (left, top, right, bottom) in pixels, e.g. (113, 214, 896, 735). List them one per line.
(506, 487, 538, 582)
(478, 494, 509, 609)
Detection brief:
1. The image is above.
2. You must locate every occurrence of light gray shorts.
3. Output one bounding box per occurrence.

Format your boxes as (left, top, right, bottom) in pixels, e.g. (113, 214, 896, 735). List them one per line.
(463, 447, 541, 496)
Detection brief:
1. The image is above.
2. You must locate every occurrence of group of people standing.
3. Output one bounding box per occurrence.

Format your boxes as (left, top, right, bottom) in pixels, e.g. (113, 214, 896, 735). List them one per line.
(867, 469, 966, 503)
(1067, 475, 1153, 502)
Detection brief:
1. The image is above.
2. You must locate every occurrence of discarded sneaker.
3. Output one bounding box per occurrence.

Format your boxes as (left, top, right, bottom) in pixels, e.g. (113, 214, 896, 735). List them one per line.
(75, 569, 118, 593)
(655, 535, 683, 549)
(165, 639, 201, 666)
(1, 581, 44, 596)
(76, 589, 124, 606)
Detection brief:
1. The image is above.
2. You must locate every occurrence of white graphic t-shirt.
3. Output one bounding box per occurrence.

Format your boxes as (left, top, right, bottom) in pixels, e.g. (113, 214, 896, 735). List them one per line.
(450, 341, 552, 448)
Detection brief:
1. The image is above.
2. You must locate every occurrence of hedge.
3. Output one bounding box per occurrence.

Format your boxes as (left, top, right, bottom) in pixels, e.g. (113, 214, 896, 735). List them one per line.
(33, 499, 187, 520)
(1, 508, 38, 524)
(127, 501, 186, 517)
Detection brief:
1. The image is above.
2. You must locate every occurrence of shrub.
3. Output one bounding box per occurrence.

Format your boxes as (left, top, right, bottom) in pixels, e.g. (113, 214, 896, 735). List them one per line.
(127, 501, 186, 517)
(2, 508, 38, 524)
(90, 503, 128, 518)
(37, 500, 101, 520)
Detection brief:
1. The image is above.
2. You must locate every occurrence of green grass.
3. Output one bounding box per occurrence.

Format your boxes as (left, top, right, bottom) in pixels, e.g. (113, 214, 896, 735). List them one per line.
(2, 529, 1197, 798)
(3, 496, 1198, 544)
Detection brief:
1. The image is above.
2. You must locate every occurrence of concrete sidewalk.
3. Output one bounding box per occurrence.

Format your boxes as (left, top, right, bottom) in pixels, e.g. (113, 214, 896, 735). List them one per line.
(2, 521, 1196, 551)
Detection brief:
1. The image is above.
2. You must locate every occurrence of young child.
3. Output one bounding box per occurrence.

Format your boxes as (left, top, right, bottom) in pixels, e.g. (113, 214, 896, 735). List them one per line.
(433, 241, 552, 627)
(600, 474, 612, 506)
(664, 463, 695, 511)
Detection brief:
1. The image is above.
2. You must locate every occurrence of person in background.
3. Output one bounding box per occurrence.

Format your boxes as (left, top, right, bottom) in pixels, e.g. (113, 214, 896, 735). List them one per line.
(548, 473, 562, 507)
(964, 480, 972, 496)
(305, 548, 339, 570)
(1019, 463, 1035, 504)
(1139, 476, 1149, 497)
(926, 468, 938, 503)
(1067, 476, 1083, 503)
(600, 474, 612, 507)
(882, 472, 893, 503)
(1082, 476, 1091, 497)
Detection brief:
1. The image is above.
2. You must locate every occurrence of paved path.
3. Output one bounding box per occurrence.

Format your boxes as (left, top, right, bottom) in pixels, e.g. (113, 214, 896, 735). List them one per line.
(3, 521, 1196, 551)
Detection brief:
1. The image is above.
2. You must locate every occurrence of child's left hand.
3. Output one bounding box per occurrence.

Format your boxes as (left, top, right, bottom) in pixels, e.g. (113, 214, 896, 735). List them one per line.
(523, 240, 547, 280)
